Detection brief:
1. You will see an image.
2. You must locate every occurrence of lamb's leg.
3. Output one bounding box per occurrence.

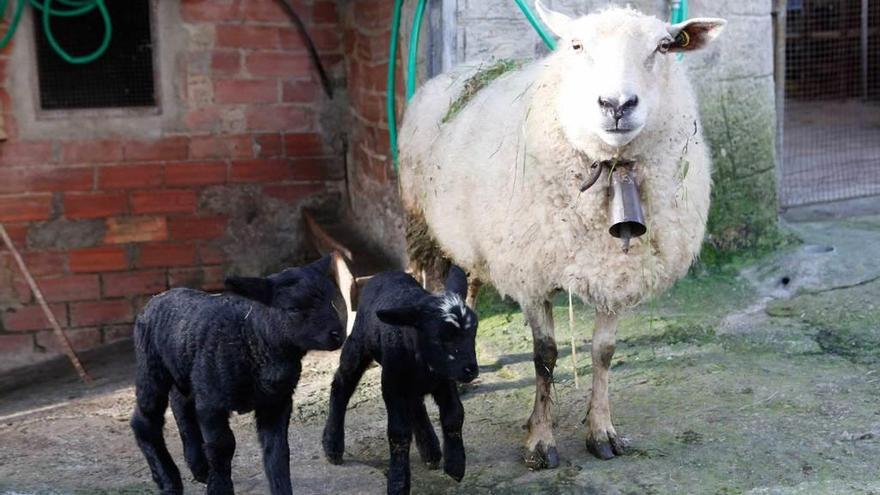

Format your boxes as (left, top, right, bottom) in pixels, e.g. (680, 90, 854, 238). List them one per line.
(131, 368, 183, 494)
(410, 397, 442, 469)
(256, 399, 293, 495)
(382, 382, 413, 495)
(523, 300, 560, 469)
(432, 380, 466, 482)
(169, 387, 209, 483)
(585, 310, 627, 459)
(322, 336, 371, 464)
(197, 408, 236, 494)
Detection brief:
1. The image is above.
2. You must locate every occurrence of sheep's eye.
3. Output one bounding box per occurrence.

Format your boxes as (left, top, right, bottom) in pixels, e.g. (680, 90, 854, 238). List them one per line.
(571, 39, 583, 52)
(657, 38, 672, 54)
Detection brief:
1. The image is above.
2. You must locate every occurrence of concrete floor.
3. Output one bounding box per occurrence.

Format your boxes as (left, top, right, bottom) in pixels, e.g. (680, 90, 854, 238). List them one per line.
(2, 216, 880, 494)
(781, 99, 880, 207)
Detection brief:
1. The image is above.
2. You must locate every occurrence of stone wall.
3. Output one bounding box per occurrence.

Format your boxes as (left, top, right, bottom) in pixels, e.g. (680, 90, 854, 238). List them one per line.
(0, 0, 346, 372)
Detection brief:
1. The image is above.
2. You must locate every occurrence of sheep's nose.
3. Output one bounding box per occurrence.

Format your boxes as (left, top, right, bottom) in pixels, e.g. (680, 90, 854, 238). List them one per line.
(598, 95, 639, 120)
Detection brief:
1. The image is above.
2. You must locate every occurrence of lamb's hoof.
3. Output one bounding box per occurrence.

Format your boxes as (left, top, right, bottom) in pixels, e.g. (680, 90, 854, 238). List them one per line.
(585, 432, 628, 460)
(425, 459, 442, 470)
(324, 451, 344, 465)
(444, 459, 465, 482)
(523, 445, 559, 470)
(190, 467, 209, 484)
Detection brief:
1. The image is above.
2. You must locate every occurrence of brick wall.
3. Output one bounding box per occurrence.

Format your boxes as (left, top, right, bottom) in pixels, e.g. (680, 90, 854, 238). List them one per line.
(0, 0, 345, 372)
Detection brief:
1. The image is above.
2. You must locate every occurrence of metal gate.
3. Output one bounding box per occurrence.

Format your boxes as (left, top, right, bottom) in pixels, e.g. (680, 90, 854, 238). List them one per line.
(781, 0, 880, 208)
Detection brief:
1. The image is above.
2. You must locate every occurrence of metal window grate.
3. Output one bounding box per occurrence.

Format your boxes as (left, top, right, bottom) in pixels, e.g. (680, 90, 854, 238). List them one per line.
(34, 0, 156, 110)
(781, 0, 880, 208)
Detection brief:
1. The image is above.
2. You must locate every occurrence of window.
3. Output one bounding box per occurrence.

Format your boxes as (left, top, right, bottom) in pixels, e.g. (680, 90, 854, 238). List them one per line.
(34, 0, 156, 110)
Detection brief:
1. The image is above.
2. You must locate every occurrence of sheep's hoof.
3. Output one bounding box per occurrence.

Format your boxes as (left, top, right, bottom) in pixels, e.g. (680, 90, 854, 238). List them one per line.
(324, 451, 344, 465)
(425, 459, 442, 470)
(523, 445, 559, 470)
(585, 431, 628, 460)
(444, 458, 465, 481)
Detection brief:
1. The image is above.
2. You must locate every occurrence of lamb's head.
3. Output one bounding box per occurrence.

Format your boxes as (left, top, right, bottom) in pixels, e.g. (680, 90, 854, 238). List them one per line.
(535, 1, 725, 149)
(224, 255, 346, 351)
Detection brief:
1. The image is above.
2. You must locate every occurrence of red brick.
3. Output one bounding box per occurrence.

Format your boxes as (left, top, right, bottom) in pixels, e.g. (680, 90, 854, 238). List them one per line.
(230, 159, 290, 182)
(240, 0, 290, 22)
(137, 243, 197, 268)
(37, 275, 100, 302)
(282, 80, 320, 103)
(1, 223, 28, 247)
(216, 25, 279, 49)
(22, 251, 67, 277)
(284, 133, 328, 156)
(36, 328, 102, 353)
(214, 79, 278, 104)
(202, 265, 226, 291)
(0, 195, 52, 222)
(254, 134, 284, 158)
(211, 50, 241, 74)
(313, 1, 337, 23)
(69, 247, 129, 273)
(0, 167, 93, 194)
(291, 157, 343, 180)
(352, 0, 393, 30)
(246, 105, 313, 131)
(62, 140, 123, 164)
(123, 137, 190, 162)
(64, 192, 128, 219)
(199, 243, 228, 264)
(70, 299, 133, 327)
(165, 161, 227, 186)
(280, 26, 340, 53)
(263, 183, 326, 203)
(3, 303, 67, 331)
(183, 107, 223, 132)
(168, 265, 224, 290)
(181, 0, 239, 22)
(0, 333, 33, 354)
(131, 190, 198, 215)
(189, 135, 254, 159)
(104, 217, 168, 244)
(99, 164, 163, 190)
(0, 141, 54, 167)
(168, 216, 227, 241)
(102, 270, 167, 298)
(246, 52, 310, 77)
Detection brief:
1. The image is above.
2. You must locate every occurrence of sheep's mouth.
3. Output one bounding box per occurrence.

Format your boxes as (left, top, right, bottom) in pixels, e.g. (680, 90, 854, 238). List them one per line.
(605, 128, 633, 134)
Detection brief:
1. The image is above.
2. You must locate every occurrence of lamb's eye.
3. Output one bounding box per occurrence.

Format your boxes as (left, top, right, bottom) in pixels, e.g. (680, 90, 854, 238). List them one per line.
(657, 38, 672, 54)
(571, 39, 583, 52)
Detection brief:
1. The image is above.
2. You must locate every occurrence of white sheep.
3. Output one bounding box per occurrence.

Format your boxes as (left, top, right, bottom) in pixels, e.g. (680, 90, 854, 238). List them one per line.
(398, 2, 726, 468)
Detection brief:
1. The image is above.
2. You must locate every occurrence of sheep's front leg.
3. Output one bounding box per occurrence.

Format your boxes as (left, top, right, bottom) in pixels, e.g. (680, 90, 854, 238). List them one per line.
(382, 383, 413, 495)
(523, 300, 559, 469)
(586, 310, 627, 459)
(256, 399, 293, 495)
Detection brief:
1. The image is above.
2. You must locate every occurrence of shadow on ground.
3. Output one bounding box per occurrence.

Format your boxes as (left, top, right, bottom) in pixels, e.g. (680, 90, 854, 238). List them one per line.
(1, 216, 880, 494)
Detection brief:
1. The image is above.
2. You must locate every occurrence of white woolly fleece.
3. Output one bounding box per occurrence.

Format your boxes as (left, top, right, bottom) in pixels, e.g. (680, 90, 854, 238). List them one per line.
(398, 8, 713, 314)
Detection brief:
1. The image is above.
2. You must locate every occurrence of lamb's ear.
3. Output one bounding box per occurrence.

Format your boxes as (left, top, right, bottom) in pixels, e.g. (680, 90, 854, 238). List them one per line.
(306, 254, 333, 277)
(376, 306, 423, 327)
(443, 265, 468, 301)
(225, 277, 273, 305)
(534, 0, 573, 39)
(667, 18, 727, 52)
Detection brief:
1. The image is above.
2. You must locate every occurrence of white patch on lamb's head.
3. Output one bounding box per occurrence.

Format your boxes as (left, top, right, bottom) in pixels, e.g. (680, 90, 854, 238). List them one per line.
(438, 292, 467, 328)
(534, 1, 725, 150)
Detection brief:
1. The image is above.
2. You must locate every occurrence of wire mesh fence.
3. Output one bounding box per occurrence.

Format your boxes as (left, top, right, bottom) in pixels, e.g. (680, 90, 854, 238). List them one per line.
(781, 0, 880, 208)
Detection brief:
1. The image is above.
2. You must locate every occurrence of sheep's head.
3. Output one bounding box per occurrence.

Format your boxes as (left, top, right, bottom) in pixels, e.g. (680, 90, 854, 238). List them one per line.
(535, 1, 725, 149)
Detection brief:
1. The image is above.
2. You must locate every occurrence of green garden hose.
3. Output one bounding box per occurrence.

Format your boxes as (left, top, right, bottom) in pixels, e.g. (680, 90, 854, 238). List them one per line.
(670, 0, 688, 60)
(388, 0, 404, 169)
(514, 0, 556, 51)
(0, 0, 111, 64)
(405, 0, 427, 102)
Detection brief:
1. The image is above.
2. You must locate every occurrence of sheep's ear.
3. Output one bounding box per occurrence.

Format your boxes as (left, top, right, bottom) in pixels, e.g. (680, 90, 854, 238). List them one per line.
(225, 277, 273, 305)
(534, 0, 573, 39)
(376, 306, 423, 327)
(667, 18, 726, 52)
(444, 265, 468, 301)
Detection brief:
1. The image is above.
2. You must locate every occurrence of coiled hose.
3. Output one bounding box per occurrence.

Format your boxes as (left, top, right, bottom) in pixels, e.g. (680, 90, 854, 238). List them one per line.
(0, 0, 111, 64)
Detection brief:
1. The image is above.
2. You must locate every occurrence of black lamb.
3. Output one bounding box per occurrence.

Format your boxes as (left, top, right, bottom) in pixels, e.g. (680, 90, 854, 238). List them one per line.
(322, 266, 479, 495)
(130, 255, 345, 495)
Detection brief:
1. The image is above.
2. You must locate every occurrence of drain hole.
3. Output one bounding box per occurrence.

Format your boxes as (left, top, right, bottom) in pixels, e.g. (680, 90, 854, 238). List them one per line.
(780, 276, 791, 286)
(803, 245, 834, 255)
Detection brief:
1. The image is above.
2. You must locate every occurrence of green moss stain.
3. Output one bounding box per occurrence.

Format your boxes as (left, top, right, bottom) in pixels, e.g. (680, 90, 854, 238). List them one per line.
(442, 59, 523, 124)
